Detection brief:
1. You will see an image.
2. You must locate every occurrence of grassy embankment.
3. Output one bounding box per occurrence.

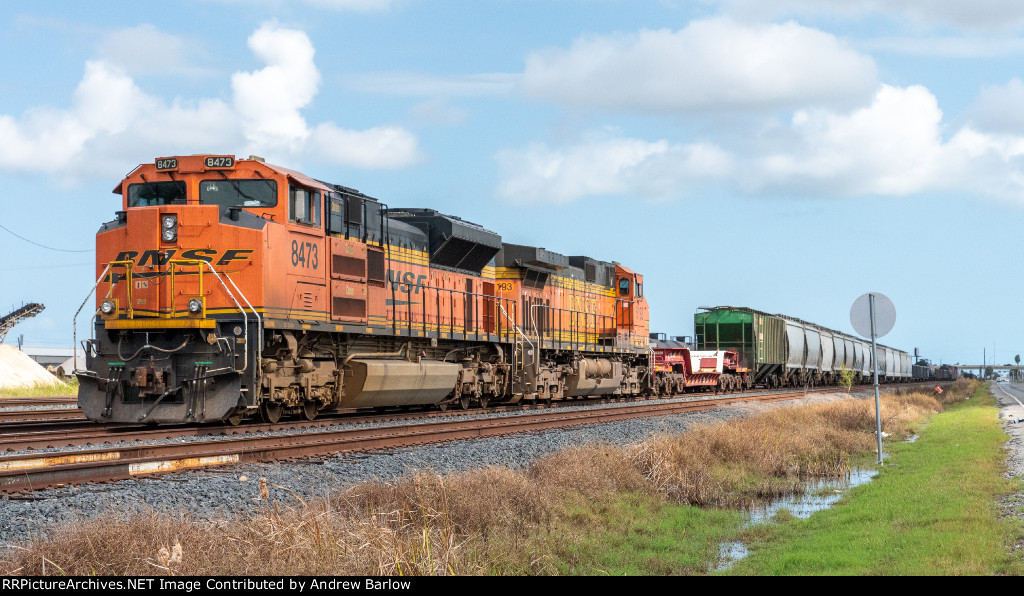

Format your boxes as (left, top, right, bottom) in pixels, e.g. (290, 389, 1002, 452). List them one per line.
(0, 377, 77, 398)
(724, 380, 1024, 575)
(1, 379, 1018, 575)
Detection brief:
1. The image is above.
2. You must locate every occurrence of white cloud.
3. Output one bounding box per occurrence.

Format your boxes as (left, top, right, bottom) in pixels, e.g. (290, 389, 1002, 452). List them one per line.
(496, 85, 1024, 204)
(495, 134, 733, 203)
(97, 24, 214, 78)
(964, 79, 1024, 135)
(521, 18, 878, 113)
(0, 22, 420, 177)
(712, 0, 1024, 30)
(302, 0, 396, 9)
(858, 36, 1024, 59)
(206, 0, 396, 12)
(347, 71, 518, 98)
(232, 23, 321, 153)
(310, 123, 423, 169)
(750, 85, 946, 196)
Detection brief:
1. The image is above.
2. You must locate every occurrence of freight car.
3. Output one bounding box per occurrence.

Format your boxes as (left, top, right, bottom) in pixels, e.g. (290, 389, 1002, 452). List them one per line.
(75, 155, 651, 424)
(694, 306, 911, 389)
(649, 334, 748, 394)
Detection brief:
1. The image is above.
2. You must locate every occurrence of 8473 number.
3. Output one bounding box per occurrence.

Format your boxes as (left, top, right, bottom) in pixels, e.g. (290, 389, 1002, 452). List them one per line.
(291, 240, 319, 269)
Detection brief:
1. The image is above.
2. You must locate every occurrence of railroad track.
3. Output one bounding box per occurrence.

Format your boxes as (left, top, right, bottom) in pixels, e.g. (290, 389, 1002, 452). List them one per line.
(0, 382, 945, 494)
(0, 382, 920, 450)
(0, 383, 935, 494)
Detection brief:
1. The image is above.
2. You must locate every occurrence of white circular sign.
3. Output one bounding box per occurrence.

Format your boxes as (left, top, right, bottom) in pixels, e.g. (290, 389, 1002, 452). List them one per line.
(850, 292, 896, 339)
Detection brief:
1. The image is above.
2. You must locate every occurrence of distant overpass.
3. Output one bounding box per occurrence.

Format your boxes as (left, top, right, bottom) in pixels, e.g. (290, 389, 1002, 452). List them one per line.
(958, 364, 1024, 377)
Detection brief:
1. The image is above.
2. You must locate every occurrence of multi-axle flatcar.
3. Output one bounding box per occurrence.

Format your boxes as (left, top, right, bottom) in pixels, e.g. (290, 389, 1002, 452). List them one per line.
(75, 155, 651, 424)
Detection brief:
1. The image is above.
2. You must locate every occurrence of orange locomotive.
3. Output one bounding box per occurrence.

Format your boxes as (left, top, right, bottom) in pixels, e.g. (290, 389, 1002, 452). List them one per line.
(76, 155, 651, 424)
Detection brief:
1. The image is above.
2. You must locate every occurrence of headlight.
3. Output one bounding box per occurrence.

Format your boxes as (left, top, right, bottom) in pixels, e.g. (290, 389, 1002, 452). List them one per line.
(100, 300, 116, 315)
(188, 298, 203, 314)
(161, 214, 177, 242)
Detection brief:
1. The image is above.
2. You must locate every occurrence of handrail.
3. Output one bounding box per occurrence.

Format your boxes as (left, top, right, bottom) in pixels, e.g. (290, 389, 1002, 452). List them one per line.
(86, 257, 260, 377)
(171, 258, 260, 375)
(72, 263, 112, 373)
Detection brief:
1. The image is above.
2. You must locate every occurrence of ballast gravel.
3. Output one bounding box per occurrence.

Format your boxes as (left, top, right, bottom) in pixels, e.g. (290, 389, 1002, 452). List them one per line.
(0, 389, 880, 547)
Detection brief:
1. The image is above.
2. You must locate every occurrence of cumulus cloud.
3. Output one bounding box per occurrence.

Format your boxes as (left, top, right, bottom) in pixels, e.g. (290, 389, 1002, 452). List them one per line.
(521, 18, 878, 113)
(496, 85, 1024, 204)
(0, 22, 420, 178)
(964, 79, 1024, 135)
(232, 23, 321, 153)
(495, 134, 734, 203)
(750, 85, 946, 196)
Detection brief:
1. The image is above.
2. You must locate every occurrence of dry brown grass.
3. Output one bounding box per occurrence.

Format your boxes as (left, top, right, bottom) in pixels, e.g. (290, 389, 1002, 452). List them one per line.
(0, 380, 977, 576)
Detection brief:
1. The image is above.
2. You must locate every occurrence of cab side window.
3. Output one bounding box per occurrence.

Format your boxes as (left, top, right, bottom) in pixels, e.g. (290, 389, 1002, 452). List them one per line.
(618, 278, 630, 296)
(290, 184, 321, 227)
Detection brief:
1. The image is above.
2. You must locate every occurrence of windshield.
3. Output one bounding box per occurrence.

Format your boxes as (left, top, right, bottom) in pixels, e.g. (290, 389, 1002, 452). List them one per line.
(128, 181, 186, 207)
(200, 179, 277, 207)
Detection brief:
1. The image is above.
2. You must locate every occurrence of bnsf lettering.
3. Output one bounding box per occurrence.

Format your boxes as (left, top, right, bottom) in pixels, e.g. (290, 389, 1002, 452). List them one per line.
(387, 269, 426, 294)
(217, 249, 254, 266)
(291, 240, 319, 269)
(138, 249, 175, 268)
(180, 248, 217, 263)
(111, 249, 252, 269)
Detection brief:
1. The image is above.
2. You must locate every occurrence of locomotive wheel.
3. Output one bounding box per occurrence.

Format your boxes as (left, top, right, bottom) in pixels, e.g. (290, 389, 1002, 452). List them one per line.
(260, 401, 284, 424)
(479, 395, 490, 409)
(438, 401, 449, 412)
(460, 394, 471, 410)
(301, 401, 318, 421)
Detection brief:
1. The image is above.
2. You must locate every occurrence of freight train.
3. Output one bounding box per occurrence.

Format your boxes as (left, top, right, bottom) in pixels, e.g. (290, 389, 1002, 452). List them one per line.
(75, 155, 922, 425)
(693, 306, 923, 388)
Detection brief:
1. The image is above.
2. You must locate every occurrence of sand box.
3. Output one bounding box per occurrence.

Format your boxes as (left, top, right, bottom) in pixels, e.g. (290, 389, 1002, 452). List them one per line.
(0, 344, 60, 391)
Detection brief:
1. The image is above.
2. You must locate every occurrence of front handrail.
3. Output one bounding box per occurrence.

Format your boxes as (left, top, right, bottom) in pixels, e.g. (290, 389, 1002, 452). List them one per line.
(168, 258, 260, 375)
(72, 263, 112, 373)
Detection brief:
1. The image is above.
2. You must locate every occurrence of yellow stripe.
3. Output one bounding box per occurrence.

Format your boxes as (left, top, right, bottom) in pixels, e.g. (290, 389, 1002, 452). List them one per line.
(106, 319, 216, 329)
(129, 455, 239, 474)
(0, 451, 121, 471)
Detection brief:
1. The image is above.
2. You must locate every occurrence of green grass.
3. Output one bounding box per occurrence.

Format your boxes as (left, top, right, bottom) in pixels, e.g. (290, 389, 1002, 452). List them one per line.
(721, 382, 1023, 575)
(0, 377, 77, 398)
(552, 494, 746, 575)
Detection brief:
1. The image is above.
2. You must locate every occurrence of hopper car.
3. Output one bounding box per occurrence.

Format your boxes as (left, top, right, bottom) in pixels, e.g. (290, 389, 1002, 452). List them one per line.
(694, 306, 924, 389)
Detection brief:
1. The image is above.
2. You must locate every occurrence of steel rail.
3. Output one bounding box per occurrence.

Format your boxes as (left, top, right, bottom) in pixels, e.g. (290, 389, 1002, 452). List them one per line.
(0, 385, 926, 494)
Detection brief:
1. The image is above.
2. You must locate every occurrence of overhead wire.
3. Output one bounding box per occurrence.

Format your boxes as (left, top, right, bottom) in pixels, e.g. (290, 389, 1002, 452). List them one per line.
(0, 222, 93, 253)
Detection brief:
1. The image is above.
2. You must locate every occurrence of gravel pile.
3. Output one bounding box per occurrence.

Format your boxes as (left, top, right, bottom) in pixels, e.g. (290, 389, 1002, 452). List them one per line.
(0, 389, 876, 547)
(0, 345, 60, 391)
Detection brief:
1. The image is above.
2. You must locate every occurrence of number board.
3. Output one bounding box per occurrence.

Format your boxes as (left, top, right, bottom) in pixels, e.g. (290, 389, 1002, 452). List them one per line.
(155, 158, 178, 170)
(204, 156, 235, 169)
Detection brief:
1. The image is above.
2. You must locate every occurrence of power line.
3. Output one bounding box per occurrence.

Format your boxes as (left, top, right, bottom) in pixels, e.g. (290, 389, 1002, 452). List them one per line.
(0, 222, 93, 253)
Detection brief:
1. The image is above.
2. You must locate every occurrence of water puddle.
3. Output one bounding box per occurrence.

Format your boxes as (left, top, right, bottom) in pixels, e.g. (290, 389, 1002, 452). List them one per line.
(710, 468, 879, 572)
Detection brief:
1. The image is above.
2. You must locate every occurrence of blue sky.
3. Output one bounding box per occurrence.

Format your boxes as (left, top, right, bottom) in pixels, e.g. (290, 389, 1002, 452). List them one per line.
(1, 0, 1023, 367)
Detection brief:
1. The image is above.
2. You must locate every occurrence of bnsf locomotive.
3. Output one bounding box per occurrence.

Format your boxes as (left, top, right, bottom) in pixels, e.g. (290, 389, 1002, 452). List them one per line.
(76, 155, 653, 424)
